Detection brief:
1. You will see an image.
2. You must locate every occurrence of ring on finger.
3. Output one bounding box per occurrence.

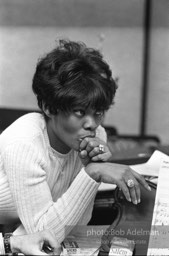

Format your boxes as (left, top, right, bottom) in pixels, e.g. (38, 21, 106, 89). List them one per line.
(98, 144, 105, 153)
(127, 179, 135, 188)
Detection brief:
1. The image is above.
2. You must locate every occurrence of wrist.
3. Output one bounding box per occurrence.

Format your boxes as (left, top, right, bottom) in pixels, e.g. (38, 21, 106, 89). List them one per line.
(10, 235, 15, 253)
(85, 163, 101, 182)
(106, 153, 114, 162)
(10, 235, 21, 254)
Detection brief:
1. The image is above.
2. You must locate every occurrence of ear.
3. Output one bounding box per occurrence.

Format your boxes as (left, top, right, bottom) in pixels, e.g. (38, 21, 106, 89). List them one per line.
(43, 108, 52, 118)
(42, 104, 53, 118)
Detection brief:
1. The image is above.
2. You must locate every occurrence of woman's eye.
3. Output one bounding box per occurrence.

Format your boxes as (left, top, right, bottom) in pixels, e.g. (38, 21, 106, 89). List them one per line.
(74, 110, 85, 117)
(95, 111, 104, 117)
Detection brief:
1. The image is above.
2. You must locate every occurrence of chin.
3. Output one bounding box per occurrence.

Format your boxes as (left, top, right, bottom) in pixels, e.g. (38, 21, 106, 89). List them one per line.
(70, 141, 80, 152)
(72, 145, 79, 152)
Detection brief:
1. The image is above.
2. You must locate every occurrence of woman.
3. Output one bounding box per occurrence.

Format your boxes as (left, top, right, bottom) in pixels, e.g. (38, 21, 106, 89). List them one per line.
(0, 39, 151, 243)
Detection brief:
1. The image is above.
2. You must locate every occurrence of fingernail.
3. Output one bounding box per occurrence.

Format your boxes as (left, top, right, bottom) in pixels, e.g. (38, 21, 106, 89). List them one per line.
(128, 197, 131, 202)
(134, 200, 137, 205)
(138, 199, 141, 203)
(148, 186, 151, 191)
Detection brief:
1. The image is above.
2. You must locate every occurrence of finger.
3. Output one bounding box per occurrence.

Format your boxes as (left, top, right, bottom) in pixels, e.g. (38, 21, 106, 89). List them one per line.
(89, 145, 109, 158)
(91, 154, 103, 162)
(91, 152, 111, 162)
(79, 138, 89, 151)
(125, 177, 140, 204)
(118, 181, 131, 202)
(34, 250, 48, 255)
(85, 140, 98, 152)
(80, 137, 101, 152)
(79, 137, 98, 151)
(88, 147, 100, 158)
(79, 150, 88, 159)
(42, 246, 53, 254)
(128, 185, 138, 205)
(41, 230, 59, 250)
(53, 247, 62, 255)
(131, 170, 151, 191)
(79, 151, 90, 166)
(133, 180, 141, 204)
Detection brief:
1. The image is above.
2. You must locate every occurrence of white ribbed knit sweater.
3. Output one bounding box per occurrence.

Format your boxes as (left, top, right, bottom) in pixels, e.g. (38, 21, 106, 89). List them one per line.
(0, 233, 5, 255)
(0, 113, 106, 243)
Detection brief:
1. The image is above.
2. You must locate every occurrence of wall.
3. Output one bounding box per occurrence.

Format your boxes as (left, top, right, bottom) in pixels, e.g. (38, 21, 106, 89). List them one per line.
(0, 0, 168, 143)
(146, 0, 169, 144)
(0, 0, 144, 135)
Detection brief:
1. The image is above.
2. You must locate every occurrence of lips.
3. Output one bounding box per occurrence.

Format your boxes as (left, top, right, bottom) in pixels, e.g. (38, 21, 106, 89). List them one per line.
(79, 134, 95, 140)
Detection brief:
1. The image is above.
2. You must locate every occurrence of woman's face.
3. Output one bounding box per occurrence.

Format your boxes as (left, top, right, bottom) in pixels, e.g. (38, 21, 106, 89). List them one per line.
(46, 108, 104, 154)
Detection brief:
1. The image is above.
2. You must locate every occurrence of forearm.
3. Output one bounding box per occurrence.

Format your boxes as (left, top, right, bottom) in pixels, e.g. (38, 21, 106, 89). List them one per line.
(38, 168, 99, 242)
(4, 143, 99, 243)
(12, 168, 99, 243)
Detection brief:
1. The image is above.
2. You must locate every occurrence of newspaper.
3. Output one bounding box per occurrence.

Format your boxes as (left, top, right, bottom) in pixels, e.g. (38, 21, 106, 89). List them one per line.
(147, 158, 169, 255)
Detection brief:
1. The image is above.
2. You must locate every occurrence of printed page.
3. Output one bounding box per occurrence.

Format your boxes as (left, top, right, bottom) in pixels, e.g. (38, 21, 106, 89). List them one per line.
(130, 150, 169, 177)
(147, 158, 169, 256)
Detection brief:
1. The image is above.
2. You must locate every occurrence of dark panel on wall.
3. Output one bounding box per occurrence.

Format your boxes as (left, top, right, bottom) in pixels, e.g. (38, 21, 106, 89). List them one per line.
(0, 0, 144, 27)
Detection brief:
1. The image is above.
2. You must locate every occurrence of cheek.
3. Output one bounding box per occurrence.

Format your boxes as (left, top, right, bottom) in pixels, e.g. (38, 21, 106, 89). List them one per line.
(60, 118, 82, 135)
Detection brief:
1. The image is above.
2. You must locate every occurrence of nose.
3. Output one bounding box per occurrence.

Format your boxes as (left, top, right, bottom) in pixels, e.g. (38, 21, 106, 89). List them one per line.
(83, 115, 98, 131)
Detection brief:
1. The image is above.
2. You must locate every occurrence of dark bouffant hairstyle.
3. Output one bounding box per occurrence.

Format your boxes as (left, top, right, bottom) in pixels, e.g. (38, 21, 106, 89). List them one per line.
(32, 39, 117, 115)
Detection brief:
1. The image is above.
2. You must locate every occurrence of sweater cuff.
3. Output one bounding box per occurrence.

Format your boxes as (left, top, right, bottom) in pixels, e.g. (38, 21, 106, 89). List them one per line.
(0, 233, 5, 255)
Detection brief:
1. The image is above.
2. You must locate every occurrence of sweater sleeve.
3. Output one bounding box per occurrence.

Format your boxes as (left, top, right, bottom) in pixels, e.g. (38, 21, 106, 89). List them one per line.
(96, 125, 107, 143)
(0, 233, 5, 255)
(3, 142, 99, 243)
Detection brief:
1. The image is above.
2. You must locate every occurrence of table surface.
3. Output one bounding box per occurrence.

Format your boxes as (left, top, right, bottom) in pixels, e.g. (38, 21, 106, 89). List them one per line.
(110, 144, 169, 165)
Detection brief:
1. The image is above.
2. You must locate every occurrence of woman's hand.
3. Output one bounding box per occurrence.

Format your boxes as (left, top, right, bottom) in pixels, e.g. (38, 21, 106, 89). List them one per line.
(10, 230, 60, 255)
(79, 137, 112, 166)
(85, 162, 151, 205)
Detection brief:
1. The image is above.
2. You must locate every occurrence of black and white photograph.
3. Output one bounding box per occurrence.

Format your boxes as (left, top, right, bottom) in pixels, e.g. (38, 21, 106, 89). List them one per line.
(0, 1, 169, 255)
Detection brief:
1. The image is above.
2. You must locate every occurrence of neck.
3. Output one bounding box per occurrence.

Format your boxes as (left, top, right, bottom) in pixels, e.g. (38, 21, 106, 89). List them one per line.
(46, 122, 71, 154)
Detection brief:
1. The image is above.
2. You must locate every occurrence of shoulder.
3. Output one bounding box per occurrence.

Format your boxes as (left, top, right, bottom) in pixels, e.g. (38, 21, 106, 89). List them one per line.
(0, 112, 46, 149)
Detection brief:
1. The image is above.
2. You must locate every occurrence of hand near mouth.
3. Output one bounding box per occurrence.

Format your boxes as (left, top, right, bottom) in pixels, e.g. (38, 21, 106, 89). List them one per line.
(79, 137, 112, 166)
